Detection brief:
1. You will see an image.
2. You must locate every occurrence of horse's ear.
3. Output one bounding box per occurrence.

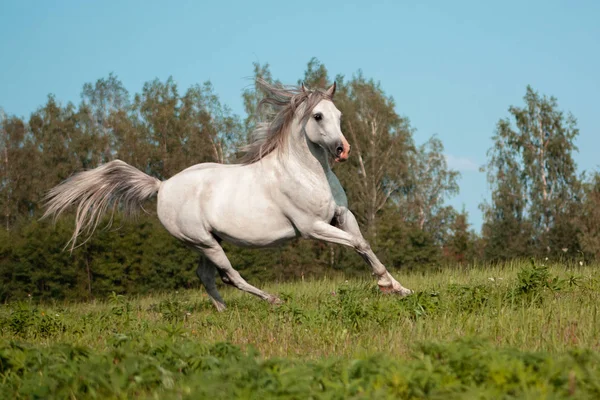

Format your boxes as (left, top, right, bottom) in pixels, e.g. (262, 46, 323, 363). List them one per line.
(326, 82, 336, 98)
(301, 82, 309, 93)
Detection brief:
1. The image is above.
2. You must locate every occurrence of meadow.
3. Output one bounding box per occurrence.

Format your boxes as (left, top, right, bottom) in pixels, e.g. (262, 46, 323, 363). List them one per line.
(1, 260, 599, 399)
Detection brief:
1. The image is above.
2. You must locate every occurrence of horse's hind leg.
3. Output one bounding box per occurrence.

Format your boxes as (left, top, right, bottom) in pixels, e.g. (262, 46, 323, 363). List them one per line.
(197, 241, 281, 305)
(196, 257, 227, 312)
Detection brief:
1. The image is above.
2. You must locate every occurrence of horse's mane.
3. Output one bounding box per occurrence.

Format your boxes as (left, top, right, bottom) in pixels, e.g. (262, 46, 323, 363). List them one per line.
(239, 79, 333, 164)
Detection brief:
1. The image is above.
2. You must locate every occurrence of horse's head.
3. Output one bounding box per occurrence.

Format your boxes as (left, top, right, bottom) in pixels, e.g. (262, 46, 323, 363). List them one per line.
(302, 82, 351, 162)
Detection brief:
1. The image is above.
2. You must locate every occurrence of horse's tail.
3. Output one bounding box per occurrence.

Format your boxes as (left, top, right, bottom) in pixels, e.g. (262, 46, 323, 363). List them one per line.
(42, 160, 162, 251)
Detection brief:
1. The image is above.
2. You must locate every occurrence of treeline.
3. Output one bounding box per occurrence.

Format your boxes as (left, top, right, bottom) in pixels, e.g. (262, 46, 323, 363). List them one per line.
(0, 58, 597, 301)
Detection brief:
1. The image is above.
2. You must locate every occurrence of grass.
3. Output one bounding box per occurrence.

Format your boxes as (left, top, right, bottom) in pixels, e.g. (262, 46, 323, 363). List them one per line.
(1, 260, 600, 398)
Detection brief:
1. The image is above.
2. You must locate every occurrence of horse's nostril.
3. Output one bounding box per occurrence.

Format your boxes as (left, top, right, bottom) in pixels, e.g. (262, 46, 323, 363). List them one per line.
(336, 146, 344, 156)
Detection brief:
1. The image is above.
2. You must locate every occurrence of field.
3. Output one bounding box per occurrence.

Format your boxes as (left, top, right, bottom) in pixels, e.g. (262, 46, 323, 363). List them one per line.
(1, 260, 599, 399)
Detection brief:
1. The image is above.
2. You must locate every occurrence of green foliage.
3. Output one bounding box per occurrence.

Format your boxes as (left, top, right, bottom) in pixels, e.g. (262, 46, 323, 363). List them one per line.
(509, 261, 565, 305)
(0, 302, 66, 339)
(0, 216, 199, 302)
(376, 212, 443, 270)
(398, 290, 442, 321)
(0, 325, 599, 399)
(0, 263, 599, 398)
(577, 172, 600, 260)
(447, 283, 492, 312)
(482, 86, 584, 260)
(328, 283, 382, 330)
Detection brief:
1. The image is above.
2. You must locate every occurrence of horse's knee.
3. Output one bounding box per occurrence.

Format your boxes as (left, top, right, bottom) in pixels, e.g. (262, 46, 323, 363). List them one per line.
(333, 206, 349, 226)
(355, 238, 371, 254)
(217, 269, 235, 286)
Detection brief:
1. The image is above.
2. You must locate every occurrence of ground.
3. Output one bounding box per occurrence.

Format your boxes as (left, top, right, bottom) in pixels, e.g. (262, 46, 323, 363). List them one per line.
(1, 260, 599, 398)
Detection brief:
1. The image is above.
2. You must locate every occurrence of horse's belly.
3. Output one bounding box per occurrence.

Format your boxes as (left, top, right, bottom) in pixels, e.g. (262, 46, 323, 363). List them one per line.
(211, 211, 297, 248)
(205, 179, 297, 247)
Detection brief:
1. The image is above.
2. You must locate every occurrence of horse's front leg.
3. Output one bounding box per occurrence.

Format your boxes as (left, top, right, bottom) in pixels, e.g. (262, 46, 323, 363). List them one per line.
(309, 211, 412, 296)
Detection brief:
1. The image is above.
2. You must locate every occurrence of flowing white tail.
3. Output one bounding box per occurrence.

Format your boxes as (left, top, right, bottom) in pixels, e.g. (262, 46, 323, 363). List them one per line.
(42, 160, 161, 250)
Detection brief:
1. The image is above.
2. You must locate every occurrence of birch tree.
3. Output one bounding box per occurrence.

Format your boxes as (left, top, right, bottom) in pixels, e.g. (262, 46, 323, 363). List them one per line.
(482, 86, 580, 257)
(405, 136, 459, 241)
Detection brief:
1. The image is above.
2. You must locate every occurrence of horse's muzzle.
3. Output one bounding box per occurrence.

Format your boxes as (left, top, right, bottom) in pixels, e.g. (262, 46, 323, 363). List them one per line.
(334, 136, 351, 162)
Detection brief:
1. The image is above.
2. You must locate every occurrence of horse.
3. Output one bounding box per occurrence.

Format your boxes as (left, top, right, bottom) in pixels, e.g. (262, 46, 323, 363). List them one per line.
(43, 79, 412, 311)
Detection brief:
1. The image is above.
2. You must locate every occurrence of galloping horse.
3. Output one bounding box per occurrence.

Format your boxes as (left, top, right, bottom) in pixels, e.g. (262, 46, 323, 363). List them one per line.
(43, 80, 412, 311)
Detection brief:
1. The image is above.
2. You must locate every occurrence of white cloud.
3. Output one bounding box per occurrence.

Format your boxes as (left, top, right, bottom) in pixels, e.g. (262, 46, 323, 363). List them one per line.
(444, 154, 480, 172)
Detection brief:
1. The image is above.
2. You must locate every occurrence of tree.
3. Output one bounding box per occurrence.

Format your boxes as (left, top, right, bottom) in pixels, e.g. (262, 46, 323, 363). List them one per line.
(180, 81, 242, 164)
(402, 136, 460, 243)
(1, 110, 38, 229)
(80, 73, 130, 165)
(482, 86, 580, 258)
(133, 77, 243, 179)
(481, 169, 533, 260)
(133, 77, 183, 178)
(443, 208, 477, 264)
(298, 57, 329, 89)
(29, 96, 88, 210)
(334, 71, 415, 238)
(576, 172, 600, 260)
(242, 62, 275, 137)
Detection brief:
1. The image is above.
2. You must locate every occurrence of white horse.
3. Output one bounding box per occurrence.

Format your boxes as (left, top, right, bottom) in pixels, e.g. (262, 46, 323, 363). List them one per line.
(43, 80, 412, 311)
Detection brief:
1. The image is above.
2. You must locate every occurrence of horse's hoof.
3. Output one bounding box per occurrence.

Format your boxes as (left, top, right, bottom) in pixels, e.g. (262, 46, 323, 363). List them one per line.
(268, 296, 283, 305)
(379, 285, 413, 297)
(379, 285, 395, 294)
(213, 301, 227, 312)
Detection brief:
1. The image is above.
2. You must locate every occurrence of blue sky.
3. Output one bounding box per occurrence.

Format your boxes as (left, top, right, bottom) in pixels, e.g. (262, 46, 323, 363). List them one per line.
(1, 0, 599, 230)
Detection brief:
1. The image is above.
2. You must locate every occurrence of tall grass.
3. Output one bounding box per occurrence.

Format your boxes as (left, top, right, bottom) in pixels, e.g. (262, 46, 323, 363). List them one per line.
(1, 260, 599, 398)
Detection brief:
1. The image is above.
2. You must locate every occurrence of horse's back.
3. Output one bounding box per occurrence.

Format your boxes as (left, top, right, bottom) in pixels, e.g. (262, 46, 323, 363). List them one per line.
(179, 162, 237, 174)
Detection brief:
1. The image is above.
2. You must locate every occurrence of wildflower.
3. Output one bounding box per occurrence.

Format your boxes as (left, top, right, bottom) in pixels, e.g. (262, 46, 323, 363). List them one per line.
(545, 257, 549, 261)
(186, 312, 191, 316)
(562, 248, 568, 253)
(579, 261, 584, 266)
(488, 277, 495, 282)
(55, 314, 60, 317)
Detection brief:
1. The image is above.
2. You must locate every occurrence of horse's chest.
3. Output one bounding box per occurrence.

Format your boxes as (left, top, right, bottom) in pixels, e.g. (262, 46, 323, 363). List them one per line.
(308, 195, 336, 220)
(285, 184, 336, 221)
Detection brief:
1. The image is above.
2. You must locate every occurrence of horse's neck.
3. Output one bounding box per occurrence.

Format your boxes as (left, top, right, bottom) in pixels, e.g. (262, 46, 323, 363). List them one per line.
(286, 120, 331, 178)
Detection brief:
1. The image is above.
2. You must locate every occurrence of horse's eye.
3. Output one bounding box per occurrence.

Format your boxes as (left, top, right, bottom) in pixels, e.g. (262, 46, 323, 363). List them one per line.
(313, 113, 322, 121)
